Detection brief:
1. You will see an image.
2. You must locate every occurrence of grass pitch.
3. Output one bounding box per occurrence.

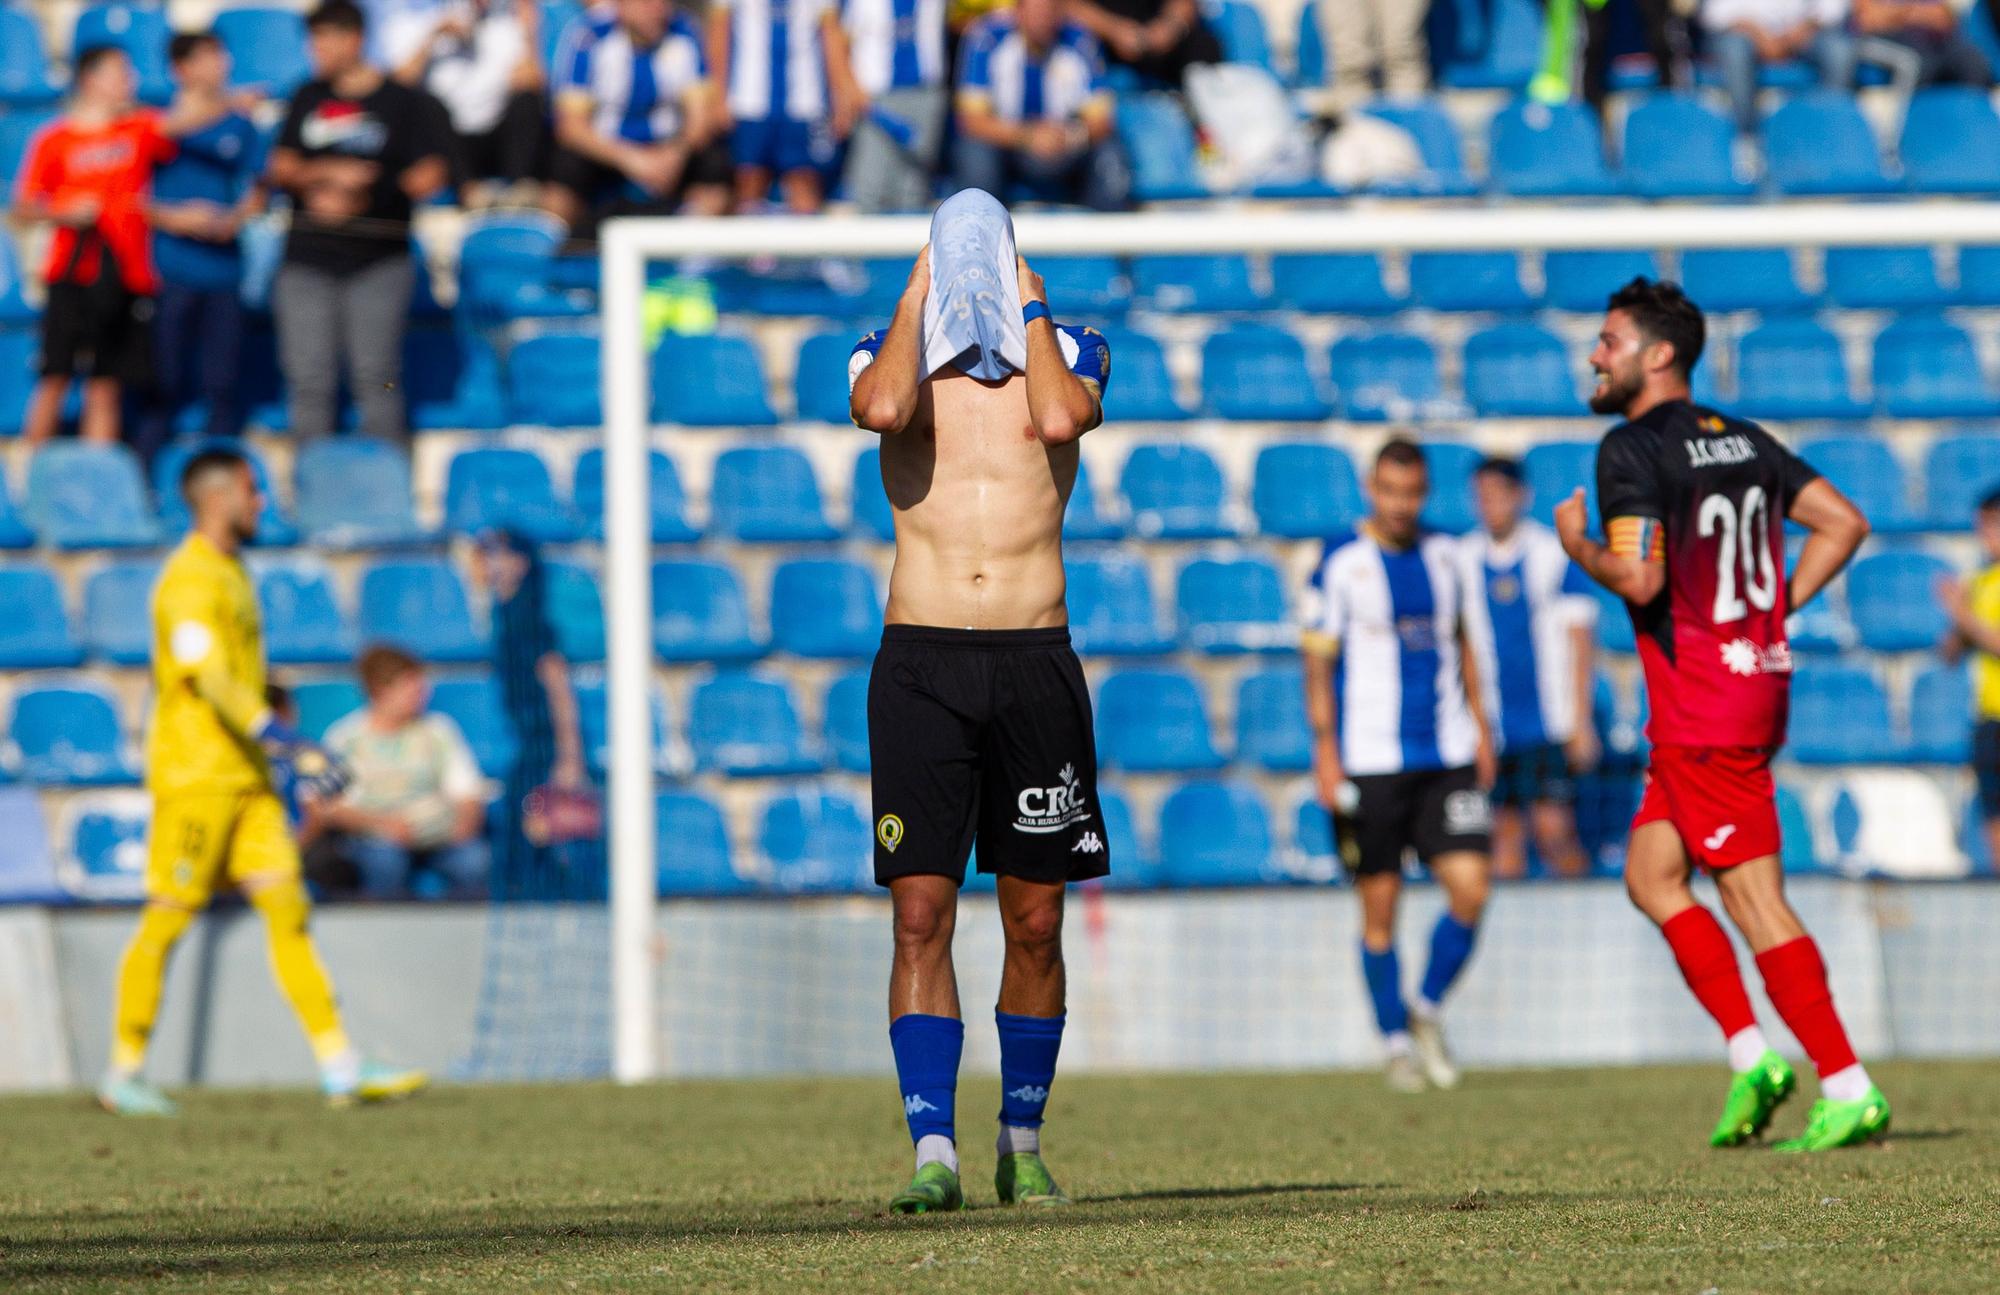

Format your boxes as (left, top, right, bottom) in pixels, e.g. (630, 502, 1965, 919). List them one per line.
(1, 1060, 1994, 1293)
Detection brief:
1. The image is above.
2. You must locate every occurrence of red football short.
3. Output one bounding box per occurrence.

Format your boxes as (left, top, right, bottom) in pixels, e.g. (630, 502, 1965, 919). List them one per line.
(1630, 745, 1783, 871)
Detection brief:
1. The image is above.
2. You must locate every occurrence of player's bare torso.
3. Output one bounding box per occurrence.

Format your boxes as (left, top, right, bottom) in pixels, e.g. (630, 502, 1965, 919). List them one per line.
(880, 370, 1076, 630)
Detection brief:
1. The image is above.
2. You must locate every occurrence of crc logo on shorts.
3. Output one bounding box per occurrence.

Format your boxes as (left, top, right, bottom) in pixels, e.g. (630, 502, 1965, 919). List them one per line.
(876, 815, 905, 853)
(1443, 789, 1492, 836)
(1016, 764, 1092, 835)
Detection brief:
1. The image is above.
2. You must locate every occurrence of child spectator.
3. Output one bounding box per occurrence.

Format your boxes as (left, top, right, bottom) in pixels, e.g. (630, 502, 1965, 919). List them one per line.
(706, 0, 861, 214)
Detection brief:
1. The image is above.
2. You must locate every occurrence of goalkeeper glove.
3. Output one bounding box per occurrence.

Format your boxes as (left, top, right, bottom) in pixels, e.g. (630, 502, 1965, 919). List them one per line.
(254, 716, 353, 803)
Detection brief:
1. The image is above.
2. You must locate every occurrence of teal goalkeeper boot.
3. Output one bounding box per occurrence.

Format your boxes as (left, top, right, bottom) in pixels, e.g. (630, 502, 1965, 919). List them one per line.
(1709, 1050, 1796, 1147)
(98, 1074, 179, 1117)
(995, 1153, 1071, 1206)
(889, 1162, 966, 1214)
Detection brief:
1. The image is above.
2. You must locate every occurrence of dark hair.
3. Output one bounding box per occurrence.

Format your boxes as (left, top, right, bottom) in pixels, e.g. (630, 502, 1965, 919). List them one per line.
(179, 445, 251, 501)
(358, 643, 424, 697)
(306, 0, 367, 33)
(1979, 488, 2000, 515)
(169, 32, 222, 66)
(1474, 455, 1523, 485)
(264, 682, 295, 720)
(73, 44, 128, 82)
(1606, 276, 1705, 378)
(1375, 437, 1428, 473)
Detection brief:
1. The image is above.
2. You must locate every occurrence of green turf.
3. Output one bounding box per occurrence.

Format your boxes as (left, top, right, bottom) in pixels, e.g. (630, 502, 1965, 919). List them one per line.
(2, 1061, 1994, 1293)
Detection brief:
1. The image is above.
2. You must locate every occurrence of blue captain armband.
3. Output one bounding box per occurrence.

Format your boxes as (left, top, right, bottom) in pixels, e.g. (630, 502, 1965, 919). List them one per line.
(1021, 300, 1051, 326)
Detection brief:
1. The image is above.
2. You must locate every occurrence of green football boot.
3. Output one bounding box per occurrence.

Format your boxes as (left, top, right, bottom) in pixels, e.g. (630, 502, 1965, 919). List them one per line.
(995, 1152, 1071, 1207)
(889, 1161, 966, 1214)
(1710, 1050, 1796, 1147)
(1775, 1087, 1892, 1153)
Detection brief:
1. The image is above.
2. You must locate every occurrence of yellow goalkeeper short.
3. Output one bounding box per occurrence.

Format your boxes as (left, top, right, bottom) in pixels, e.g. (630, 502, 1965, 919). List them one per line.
(146, 792, 300, 909)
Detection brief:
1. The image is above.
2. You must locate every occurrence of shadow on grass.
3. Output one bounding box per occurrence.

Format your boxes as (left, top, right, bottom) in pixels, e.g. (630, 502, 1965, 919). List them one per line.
(1085, 1180, 1379, 1204)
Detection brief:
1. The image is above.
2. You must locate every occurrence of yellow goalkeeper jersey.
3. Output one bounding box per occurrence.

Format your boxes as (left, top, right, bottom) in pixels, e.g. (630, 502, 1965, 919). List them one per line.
(1974, 564, 2000, 722)
(145, 532, 273, 799)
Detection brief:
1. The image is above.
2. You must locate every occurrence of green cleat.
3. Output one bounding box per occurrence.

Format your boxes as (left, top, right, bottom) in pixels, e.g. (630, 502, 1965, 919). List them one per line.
(889, 1161, 965, 1214)
(98, 1075, 179, 1118)
(1774, 1087, 1892, 1153)
(1710, 1050, 1796, 1147)
(325, 1060, 428, 1108)
(995, 1152, 1071, 1207)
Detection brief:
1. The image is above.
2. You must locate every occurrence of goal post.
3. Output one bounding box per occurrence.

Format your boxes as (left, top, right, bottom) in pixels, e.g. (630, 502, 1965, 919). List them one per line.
(598, 199, 2000, 1084)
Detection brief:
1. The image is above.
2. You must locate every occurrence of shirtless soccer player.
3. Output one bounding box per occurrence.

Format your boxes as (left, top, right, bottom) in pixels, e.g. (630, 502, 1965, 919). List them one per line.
(848, 190, 1111, 1214)
(1555, 278, 1890, 1152)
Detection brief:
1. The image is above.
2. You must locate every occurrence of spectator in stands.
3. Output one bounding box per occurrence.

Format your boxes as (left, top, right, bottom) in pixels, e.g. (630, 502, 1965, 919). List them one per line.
(707, 0, 860, 216)
(543, 0, 732, 233)
(953, 0, 1131, 211)
(1581, 0, 1690, 111)
(138, 33, 267, 464)
(267, 0, 450, 443)
(1852, 0, 1993, 86)
(310, 644, 492, 899)
(12, 46, 176, 448)
(385, 0, 552, 207)
(838, 0, 949, 212)
(1315, 0, 1430, 113)
(1937, 489, 2000, 869)
(1064, 0, 1222, 88)
(1702, 0, 1856, 136)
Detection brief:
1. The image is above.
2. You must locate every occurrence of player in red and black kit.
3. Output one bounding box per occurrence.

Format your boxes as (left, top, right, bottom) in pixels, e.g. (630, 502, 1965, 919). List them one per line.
(1554, 278, 1891, 1152)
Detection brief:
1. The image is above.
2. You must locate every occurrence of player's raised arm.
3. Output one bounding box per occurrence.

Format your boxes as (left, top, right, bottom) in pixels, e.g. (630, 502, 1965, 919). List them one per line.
(1018, 257, 1103, 444)
(850, 245, 929, 434)
(1555, 488, 1666, 606)
(1786, 477, 1870, 613)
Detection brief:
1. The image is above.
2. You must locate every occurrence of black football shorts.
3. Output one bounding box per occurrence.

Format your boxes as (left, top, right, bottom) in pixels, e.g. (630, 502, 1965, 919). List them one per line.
(868, 625, 1110, 887)
(1337, 765, 1492, 877)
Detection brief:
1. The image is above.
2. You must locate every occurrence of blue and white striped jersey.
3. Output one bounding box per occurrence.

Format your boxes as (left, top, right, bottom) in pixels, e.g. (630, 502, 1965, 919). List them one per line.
(955, 13, 1108, 125)
(843, 0, 947, 96)
(554, 11, 706, 144)
(1301, 527, 1480, 776)
(1456, 521, 1598, 750)
(717, 0, 835, 122)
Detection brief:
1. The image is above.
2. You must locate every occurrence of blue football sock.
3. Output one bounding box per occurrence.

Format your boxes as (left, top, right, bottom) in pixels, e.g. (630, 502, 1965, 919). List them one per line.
(995, 1010, 1065, 1133)
(889, 1013, 963, 1146)
(1418, 912, 1479, 1009)
(1360, 942, 1408, 1036)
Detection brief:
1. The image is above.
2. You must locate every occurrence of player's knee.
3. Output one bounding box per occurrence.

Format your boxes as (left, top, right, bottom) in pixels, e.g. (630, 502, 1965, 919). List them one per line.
(245, 877, 313, 935)
(891, 894, 953, 952)
(1004, 900, 1064, 954)
(135, 902, 196, 951)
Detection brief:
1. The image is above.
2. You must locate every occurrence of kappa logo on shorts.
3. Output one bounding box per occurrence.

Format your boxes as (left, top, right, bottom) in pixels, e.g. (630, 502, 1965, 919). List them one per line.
(1016, 764, 1093, 835)
(877, 815, 905, 853)
(1072, 832, 1104, 855)
(1443, 789, 1492, 836)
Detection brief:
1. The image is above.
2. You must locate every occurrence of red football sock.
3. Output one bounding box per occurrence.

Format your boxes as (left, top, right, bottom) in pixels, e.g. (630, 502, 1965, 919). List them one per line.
(1755, 936, 1858, 1079)
(1660, 906, 1757, 1039)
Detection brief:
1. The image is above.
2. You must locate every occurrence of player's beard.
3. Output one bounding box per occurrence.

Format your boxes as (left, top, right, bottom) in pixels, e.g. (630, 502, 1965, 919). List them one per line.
(1588, 366, 1642, 416)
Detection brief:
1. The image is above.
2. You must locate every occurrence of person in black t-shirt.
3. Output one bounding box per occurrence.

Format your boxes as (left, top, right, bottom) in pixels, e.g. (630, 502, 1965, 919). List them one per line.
(266, 0, 449, 442)
(1062, 0, 1220, 87)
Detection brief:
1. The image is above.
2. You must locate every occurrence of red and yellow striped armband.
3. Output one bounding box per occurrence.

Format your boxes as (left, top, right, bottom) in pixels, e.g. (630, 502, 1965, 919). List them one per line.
(1607, 516, 1665, 564)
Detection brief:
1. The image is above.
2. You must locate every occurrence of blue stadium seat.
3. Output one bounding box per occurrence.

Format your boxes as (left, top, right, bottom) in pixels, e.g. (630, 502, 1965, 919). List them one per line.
(1098, 328, 1190, 422)
(1464, 323, 1577, 417)
(403, 326, 504, 431)
(1619, 93, 1754, 198)
(81, 559, 156, 664)
(850, 448, 893, 541)
(1134, 255, 1265, 313)
(1295, 1, 1327, 82)
(1211, 0, 1275, 68)
(0, 9, 62, 103)
(1121, 444, 1234, 539)
(1488, 99, 1619, 196)
(770, 559, 881, 659)
(652, 560, 763, 662)
(295, 439, 430, 548)
(708, 446, 837, 542)
(1847, 551, 1951, 651)
(574, 678, 667, 772)
(1764, 92, 1897, 194)
(0, 109, 59, 198)
(1542, 250, 1661, 313)
(506, 333, 600, 427)
(758, 788, 870, 892)
(1064, 457, 1125, 541)
(1093, 785, 1159, 888)
(0, 566, 81, 667)
(794, 332, 857, 424)
(1407, 252, 1535, 312)
(1096, 668, 1225, 771)
(74, 5, 173, 104)
(256, 559, 354, 665)
(1269, 254, 1405, 315)
(443, 447, 581, 542)
(651, 334, 777, 426)
(1908, 665, 1971, 764)
(1823, 246, 1950, 310)
(545, 560, 605, 663)
(294, 680, 364, 741)
(7, 683, 135, 785)
(1328, 330, 1445, 421)
(1592, 582, 1635, 653)
(1200, 325, 1331, 421)
(690, 672, 820, 776)
(213, 6, 311, 97)
(1352, 100, 1480, 196)
(1924, 435, 2000, 528)
(1801, 437, 1920, 533)
(428, 676, 520, 778)
(1899, 87, 2000, 195)
(1235, 665, 1311, 771)
(655, 790, 746, 896)
(1789, 665, 1903, 764)
(1037, 255, 1132, 316)
(0, 328, 37, 437)
(1873, 315, 2000, 419)
(1294, 798, 1336, 870)
(574, 446, 699, 544)
(1961, 246, 2000, 307)
(457, 213, 585, 320)
(1252, 442, 1363, 538)
(1734, 318, 1869, 420)
(153, 439, 296, 546)
(24, 444, 159, 549)
(1776, 785, 1819, 873)
(358, 560, 486, 663)
(1419, 441, 1482, 534)
(1522, 441, 1598, 524)
(1157, 780, 1275, 886)
(1116, 93, 1207, 201)
(1178, 556, 1293, 654)
(823, 669, 870, 772)
(1677, 248, 1813, 314)
(1787, 581, 1856, 654)
(1066, 554, 1175, 655)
